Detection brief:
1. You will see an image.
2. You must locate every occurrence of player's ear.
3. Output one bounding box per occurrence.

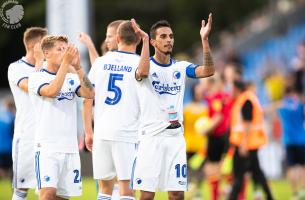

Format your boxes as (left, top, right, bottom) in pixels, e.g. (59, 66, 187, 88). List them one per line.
(116, 35, 120, 45)
(150, 38, 155, 47)
(26, 41, 34, 51)
(43, 49, 49, 58)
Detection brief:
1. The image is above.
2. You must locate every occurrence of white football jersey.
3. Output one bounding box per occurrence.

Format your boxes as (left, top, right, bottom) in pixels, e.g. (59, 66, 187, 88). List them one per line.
(8, 57, 36, 140)
(88, 51, 140, 143)
(136, 57, 198, 136)
(28, 69, 81, 153)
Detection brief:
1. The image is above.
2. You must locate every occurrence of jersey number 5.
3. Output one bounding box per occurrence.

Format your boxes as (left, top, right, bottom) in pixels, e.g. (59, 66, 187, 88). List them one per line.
(105, 73, 124, 105)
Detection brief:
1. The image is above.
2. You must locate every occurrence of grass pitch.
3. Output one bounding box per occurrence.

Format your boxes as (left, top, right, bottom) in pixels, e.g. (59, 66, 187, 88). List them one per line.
(0, 177, 291, 199)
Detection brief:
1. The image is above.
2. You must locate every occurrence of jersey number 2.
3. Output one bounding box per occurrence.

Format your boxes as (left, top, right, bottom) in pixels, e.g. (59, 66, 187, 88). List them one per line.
(73, 169, 81, 183)
(105, 73, 124, 105)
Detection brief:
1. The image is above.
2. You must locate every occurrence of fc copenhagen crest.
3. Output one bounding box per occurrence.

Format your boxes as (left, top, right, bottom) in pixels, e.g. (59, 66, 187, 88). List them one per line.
(0, 0, 24, 29)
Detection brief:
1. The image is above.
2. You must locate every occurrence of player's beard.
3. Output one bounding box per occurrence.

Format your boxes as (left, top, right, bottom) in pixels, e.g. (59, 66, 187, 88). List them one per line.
(156, 45, 172, 56)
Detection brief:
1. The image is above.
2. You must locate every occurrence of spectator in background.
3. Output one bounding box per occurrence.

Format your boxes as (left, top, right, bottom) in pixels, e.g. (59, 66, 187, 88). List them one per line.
(276, 86, 305, 199)
(0, 97, 15, 178)
(263, 68, 285, 102)
(229, 80, 273, 200)
(183, 82, 208, 199)
(201, 74, 234, 200)
(222, 63, 242, 94)
(184, 82, 208, 156)
(291, 40, 305, 95)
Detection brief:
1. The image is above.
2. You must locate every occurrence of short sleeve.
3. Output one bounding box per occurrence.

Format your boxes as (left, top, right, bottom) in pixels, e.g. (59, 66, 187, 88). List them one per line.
(181, 61, 199, 78)
(28, 72, 50, 96)
(68, 74, 81, 97)
(8, 63, 29, 86)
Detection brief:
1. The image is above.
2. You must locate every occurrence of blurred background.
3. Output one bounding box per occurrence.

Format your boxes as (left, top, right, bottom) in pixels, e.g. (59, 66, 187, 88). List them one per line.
(1, 0, 305, 199)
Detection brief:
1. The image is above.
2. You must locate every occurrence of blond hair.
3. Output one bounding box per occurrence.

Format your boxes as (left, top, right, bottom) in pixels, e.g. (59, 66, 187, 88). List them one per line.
(107, 20, 124, 30)
(41, 35, 68, 51)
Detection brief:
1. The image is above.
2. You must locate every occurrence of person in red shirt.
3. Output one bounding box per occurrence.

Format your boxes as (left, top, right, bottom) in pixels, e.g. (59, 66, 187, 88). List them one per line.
(200, 74, 234, 200)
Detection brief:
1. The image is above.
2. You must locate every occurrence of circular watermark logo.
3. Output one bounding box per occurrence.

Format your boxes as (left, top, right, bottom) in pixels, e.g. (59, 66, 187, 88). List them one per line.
(0, 0, 24, 29)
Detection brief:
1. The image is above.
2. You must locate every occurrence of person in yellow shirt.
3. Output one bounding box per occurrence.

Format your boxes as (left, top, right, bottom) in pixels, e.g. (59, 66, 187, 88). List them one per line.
(183, 82, 208, 198)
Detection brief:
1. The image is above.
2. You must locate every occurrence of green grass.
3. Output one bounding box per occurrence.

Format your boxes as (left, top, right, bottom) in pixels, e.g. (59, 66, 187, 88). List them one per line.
(0, 178, 291, 199)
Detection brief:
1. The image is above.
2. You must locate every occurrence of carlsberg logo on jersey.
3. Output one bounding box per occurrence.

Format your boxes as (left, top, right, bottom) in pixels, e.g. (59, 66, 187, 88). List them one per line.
(56, 78, 75, 101)
(151, 71, 182, 95)
(152, 81, 181, 95)
(57, 91, 74, 101)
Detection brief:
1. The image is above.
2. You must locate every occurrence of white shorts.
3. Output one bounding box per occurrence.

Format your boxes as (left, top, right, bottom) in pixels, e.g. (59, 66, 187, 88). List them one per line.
(35, 151, 82, 197)
(92, 139, 137, 181)
(131, 129, 187, 192)
(12, 138, 36, 189)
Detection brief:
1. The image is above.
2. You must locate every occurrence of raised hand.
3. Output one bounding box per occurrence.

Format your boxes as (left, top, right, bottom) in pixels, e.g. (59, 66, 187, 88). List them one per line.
(77, 32, 93, 46)
(33, 42, 44, 71)
(200, 13, 212, 40)
(131, 18, 149, 40)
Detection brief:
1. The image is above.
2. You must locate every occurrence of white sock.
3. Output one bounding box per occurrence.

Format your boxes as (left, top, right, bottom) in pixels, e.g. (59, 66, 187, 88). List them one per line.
(120, 196, 135, 200)
(12, 189, 27, 200)
(97, 193, 111, 200)
(112, 184, 120, 200)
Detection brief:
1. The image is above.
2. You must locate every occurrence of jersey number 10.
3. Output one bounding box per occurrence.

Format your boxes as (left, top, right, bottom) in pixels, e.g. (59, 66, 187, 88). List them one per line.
(175, 163, 187, 178)
(105, 73, 124, 105)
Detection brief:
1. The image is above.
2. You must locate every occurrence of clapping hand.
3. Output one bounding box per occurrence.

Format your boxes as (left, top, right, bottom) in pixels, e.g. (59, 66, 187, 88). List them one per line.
(131, 18, 149, 40)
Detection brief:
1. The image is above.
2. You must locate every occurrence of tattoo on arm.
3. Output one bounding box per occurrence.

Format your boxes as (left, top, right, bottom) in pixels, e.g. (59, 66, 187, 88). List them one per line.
(204, 52, 214, 67)
(82, 75, 94, 90)
(202, 51, 214, 76)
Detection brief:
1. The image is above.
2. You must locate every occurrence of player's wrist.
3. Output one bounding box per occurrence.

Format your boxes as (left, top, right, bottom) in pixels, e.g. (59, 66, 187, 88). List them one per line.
(74, 66, 82, 71)
(142, 34, 149, 41)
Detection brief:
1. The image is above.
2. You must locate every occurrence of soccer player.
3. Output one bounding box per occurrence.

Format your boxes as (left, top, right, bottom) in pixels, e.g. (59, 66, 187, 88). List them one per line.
(79, 20, 123, 199)
(28, 35, 94, 200)
(7, 27, 47, 200)
(131, 14, 214, 200)
(81, 20, 124, 152)
(83, 19, 149, 200)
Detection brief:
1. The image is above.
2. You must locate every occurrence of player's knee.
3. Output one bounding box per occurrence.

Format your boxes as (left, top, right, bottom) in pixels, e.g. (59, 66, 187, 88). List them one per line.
(168, 191, 184, 200)
(99, 179, 115, 194)
(39, 189, 57, 200)
(139, 191, 155, 200)
(118, 180, 134, 196)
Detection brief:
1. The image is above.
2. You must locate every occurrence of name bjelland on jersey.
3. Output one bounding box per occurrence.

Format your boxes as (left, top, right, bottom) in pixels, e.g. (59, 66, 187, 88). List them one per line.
(151, 71, 182, 95)
(104, 63, 132, 72)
